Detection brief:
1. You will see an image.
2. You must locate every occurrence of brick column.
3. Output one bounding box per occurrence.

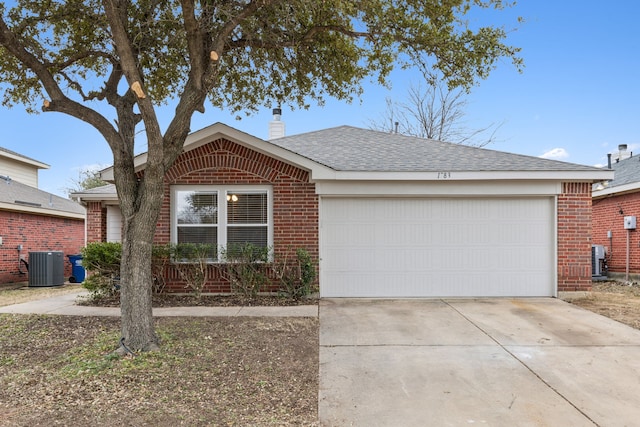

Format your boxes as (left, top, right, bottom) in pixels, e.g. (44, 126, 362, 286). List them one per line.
(557, 182, 592, 291)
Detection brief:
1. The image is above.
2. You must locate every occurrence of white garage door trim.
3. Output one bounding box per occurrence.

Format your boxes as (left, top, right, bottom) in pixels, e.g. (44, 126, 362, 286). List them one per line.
(319, 197, 556, 298)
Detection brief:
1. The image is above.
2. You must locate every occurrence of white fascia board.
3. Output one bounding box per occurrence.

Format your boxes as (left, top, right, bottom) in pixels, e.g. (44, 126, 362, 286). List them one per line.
(593, 181, 640, 199)
(73, 194, 119, 204)
(100, 123, 333, 182)
(0, 202, 85, 220)
(316, 180, 563, 197)
(0, 151, 49, 169)
(312, 169, 615, 182)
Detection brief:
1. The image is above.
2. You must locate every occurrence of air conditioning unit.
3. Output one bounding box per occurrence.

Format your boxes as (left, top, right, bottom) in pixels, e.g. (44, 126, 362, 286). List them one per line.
(28, 251, 65, 287)
(591, 245, 606, 277)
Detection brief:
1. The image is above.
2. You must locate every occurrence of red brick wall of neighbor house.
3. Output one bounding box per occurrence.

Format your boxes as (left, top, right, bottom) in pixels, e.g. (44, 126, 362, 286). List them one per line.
(592, 192, 640, 275)
(154, 138, 319, 293)
(0, 210, 84, 284)
(557, 182, 593, 291)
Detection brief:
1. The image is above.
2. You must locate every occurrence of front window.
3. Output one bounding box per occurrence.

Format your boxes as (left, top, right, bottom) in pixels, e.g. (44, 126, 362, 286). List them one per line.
(172, 186, 272, 261)
(227, 191, 268, 249)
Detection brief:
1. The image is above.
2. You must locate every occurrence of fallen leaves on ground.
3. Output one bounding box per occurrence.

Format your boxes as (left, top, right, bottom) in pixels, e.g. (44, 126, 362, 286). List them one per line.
(0, 315, 318, 426)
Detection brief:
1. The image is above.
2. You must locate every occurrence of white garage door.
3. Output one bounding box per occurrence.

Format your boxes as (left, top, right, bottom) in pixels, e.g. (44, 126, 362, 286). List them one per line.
(320, 197, 555, 297)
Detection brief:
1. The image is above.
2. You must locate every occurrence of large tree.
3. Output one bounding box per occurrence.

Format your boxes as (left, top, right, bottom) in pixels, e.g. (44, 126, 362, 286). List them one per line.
(0, 0, 521, 351)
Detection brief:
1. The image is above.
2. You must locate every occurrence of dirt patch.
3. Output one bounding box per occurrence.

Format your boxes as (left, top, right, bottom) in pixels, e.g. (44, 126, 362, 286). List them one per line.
(563, 281, 640, 330)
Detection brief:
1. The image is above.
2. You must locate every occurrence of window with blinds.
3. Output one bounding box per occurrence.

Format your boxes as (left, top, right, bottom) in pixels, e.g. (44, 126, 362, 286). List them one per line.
(172, 186, 272, 261)
(227, 191, 268, 249)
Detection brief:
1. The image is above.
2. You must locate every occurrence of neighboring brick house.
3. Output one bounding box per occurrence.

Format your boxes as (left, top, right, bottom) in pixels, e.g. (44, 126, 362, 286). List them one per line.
(592, 145, 640, 280)
(73, 120, 612, 297)
(0, 147, 85, 285)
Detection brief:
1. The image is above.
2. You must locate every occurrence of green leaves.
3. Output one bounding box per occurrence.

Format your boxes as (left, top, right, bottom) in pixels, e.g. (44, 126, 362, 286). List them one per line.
(0, 0, 521, 114)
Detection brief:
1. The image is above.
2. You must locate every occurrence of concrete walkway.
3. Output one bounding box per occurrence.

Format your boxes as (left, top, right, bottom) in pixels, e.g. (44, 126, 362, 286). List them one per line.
(319, 298, 640, 426)
(0, 289, 318, 317)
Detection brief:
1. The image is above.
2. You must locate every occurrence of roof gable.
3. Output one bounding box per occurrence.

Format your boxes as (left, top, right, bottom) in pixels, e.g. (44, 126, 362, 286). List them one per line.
(99, 122, 329, 182)
(98, 123, 613, 184)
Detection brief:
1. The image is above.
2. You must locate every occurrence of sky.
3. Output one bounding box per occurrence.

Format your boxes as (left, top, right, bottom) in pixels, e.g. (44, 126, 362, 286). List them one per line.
(2, 1, 639, 197)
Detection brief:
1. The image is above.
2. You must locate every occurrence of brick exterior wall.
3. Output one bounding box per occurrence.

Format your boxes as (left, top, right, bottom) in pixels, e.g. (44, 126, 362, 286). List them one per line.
(0, 210, 84, 285)
(85, 202, 107, 243)
(592, 191, 640, 277)
(86, 138, 319, 293)
(557, 182, 593, 291)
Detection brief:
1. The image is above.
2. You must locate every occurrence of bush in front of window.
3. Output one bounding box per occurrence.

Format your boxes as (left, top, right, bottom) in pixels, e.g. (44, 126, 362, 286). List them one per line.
(151, 244, 172, 294)
(273, 248, 318, 300)
(170, 243, 216, 298)
(219, 243, 271, 298)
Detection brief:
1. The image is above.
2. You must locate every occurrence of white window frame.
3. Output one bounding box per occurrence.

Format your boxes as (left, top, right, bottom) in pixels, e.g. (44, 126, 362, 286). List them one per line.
(171, 185, 273, 261)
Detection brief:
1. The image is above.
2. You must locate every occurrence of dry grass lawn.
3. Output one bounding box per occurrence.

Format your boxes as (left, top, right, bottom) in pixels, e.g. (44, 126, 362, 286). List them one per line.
(0, 285, 318, 426)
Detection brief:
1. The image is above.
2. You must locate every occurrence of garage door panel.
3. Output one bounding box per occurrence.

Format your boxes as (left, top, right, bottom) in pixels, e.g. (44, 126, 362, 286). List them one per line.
(320, 197, 554, 297)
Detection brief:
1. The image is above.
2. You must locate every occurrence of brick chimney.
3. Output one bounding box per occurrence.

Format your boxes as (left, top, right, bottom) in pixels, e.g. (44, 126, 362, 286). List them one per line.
(268, 108, 285, 140)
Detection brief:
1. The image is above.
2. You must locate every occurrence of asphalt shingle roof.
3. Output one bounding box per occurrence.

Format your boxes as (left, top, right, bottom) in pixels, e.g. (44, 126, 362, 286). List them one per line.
(602, 155, 640, 189)
(74, 183, 117, 195)
(0, 176, 85, 215)
(269, 126, 601, 172)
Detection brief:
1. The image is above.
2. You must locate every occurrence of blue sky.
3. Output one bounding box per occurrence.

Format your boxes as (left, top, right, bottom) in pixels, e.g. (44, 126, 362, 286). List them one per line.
(2, 1, 639, 197)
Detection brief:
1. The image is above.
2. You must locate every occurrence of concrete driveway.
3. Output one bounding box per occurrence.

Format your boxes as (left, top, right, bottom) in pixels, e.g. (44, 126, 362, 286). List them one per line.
(319, 298, 640, 426)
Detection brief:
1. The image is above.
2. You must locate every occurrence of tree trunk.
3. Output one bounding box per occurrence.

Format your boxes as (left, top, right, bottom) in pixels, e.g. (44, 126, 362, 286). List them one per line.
(120, 215, 159, 351)
(117, 162, 166, 352)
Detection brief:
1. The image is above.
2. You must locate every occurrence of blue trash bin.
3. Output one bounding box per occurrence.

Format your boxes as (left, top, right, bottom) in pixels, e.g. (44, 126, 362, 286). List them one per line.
(67, 254, 85, 283)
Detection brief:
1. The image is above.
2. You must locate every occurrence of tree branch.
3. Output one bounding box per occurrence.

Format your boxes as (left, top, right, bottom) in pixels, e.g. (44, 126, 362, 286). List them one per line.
(102, 0, 162, 151)
(0, 14, 119, 145)
(180, 0, 205, 89)
(227, 24, 372, 50)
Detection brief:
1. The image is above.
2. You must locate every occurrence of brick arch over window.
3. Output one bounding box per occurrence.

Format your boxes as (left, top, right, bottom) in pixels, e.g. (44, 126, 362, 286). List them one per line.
(165, 138, 308, 183)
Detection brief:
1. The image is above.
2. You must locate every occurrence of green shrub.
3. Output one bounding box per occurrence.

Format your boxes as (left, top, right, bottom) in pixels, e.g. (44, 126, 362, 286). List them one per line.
(170, 243, 216, 298)
(274, 248, 317, 300)
(151, 244, 172, 294)
(81, 242, 122, 298)
(219, 243, 271, 298)
(82, 242, 122, 275)
(80, 242, 172, 297)
(79, 241, 317, 300)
